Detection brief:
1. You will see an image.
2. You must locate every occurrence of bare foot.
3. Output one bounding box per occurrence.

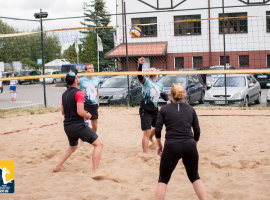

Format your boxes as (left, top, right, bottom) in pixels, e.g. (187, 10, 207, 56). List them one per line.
(53, 165, 61, 172)
(91, 171, 108, 180)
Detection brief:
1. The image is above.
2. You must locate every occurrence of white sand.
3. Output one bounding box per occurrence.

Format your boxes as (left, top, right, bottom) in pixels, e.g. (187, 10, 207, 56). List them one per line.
(1, 107, 270, 199)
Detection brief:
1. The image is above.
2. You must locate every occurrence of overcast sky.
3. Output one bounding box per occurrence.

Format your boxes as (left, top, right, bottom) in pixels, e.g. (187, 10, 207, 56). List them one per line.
(0, 0, 117, 20)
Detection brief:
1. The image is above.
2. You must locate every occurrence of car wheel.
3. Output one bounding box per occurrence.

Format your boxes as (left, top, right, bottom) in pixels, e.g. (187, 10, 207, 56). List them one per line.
(52, 79, 56, 84)
(18, 81, 22, 85)
(29, 79, 33, 84)
(244, 96, 249, 107)
(255, 93, 261, 104)
(198, 91, 205, 104)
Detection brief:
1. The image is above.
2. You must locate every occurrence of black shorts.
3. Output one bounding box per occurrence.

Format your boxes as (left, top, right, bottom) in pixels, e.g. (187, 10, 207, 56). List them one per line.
(139, 107, 158, 131)
(84, 104, 98, 120)
(159, 140, 200, 184)
(64, 122, 98, 146)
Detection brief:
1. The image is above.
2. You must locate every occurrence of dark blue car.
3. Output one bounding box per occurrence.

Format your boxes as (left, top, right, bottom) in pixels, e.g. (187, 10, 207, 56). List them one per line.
(158, 75, 205, 105)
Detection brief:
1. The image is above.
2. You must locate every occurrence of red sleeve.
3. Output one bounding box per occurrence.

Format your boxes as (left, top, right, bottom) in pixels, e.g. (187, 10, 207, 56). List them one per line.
(61, 101, 63, 105)
(75, 91, 85, 103)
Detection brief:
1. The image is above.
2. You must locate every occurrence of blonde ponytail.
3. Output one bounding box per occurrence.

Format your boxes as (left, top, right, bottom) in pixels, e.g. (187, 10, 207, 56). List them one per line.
(171, 83, 185, 102)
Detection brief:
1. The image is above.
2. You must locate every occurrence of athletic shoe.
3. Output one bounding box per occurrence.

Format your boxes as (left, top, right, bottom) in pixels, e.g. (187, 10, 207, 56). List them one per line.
(13, 99, 16, 101)
(11, 98, 14, 100)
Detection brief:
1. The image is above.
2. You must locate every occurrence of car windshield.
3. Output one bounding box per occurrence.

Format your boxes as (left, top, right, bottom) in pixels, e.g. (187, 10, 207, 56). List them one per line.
(45, 72, 51, 75)
(159, 76, 186, 87)
(101, 78, 128, 88)
(20, 71, 30, 75)
(214, 77, 246, 87)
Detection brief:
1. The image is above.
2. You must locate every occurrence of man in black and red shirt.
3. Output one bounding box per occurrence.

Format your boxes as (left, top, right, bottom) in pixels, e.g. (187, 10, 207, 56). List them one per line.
(53, 71, 103, 176)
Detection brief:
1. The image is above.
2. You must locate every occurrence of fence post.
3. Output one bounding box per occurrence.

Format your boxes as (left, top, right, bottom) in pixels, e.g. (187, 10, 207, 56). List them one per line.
(124, 2, 130, 107)
(222, 0, 228, 106)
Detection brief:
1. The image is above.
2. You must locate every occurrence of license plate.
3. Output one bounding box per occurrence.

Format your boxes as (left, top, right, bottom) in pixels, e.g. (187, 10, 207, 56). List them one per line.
(99, 99, 108, 103)
(215, 101, 225, 104)
(257, 75, 267, 78)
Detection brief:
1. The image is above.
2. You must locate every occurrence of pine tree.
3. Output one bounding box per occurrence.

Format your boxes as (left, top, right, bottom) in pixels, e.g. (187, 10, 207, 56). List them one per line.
(80, 0, 115, 71)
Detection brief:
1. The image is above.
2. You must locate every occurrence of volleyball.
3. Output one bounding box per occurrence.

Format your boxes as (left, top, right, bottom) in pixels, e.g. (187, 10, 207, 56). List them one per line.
(130, 26, 141, 38)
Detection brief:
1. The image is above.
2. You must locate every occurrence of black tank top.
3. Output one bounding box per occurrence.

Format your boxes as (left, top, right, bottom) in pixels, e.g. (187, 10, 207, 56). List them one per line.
(62, 87, 84, 125)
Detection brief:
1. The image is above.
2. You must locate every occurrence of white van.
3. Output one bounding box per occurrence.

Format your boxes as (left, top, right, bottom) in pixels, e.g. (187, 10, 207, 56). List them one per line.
(0, 71, 3, 94)
(39, 70, 61, 84)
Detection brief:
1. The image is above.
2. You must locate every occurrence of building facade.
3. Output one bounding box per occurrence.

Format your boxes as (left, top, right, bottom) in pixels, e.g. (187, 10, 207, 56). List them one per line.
(105, 0, 270, 71)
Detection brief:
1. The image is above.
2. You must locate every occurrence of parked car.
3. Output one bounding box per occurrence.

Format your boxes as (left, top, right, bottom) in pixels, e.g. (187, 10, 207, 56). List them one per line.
(3, 71, 20, 85)
(158, 74, 205, 105)
(206, 65, 236, 89)
(179, 68, 207, 91)
(18, 70, 41, 84)
(204, 74, 261, 107)
(267, 89, 270, 107)
(99, 75, 142, 106)
(0, 71, 3, 94)
(98, 76, 115, 85)
(253, 68, 270, 89)
(39, 70, 61, 84)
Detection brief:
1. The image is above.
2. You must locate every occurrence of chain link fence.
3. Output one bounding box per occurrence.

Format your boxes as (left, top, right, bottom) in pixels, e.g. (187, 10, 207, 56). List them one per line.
(1, 3, 270, 110)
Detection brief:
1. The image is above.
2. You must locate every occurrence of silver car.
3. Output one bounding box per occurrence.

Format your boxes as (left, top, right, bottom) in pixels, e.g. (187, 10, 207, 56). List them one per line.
(204, 74, 261, 107)
(206, 65, 235, 89)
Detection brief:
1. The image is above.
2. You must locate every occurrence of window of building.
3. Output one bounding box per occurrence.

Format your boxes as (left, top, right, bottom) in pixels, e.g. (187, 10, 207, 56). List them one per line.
(193, 56, 203, 68)
(239, 55, 249, 67)
(131, 17, 157, 37)
(267, 55, 270, 67)
(219, 12, 248, 34)
(267, 11, 270, 32)
(220, 56, 230, 65)
(174, 15, 201, 36)
(174, 57, 184, 68)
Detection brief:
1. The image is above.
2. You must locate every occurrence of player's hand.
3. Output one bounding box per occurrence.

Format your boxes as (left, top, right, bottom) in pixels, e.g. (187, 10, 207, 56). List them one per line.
(157, 145, 163, 157)
(166, 100, 171, 104)
(139, 57, 145, 65)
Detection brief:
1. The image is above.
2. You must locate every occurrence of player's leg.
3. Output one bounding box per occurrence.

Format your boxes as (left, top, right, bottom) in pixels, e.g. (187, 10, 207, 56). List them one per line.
(53, 124, 80, 172)
(53, 145, 78, 172)
(91, 119, 98, 132)
(79, 123, 103, 175)
(10, 87, 14, 100)
(142, 129, 151, 153)
(155, 144, 180, 200)
(13, 88, 17, 100)
(192, 180, 207, 200)
(149, 109, 158, 142)
(91, 138, 103, 174)
(140, 108, 152, 153)
(90, 105, 99, 132)
(182, 141, 206, 200)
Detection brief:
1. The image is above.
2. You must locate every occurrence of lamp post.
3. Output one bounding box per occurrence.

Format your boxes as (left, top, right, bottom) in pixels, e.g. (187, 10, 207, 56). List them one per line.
(34, 9, 48, 108)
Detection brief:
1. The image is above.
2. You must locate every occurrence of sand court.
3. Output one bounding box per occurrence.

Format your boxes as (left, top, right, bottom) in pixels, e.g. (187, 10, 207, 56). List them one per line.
(1, 107, 270, 199)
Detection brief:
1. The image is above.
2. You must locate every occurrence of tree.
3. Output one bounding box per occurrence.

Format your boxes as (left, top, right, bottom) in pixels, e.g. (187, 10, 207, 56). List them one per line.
(62, 43, 77, 64)
(0, 19, 62, 68)
(80, 0, 115, 71)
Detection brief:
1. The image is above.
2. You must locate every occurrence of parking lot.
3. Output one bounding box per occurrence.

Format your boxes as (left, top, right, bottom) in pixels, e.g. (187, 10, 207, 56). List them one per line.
(0, 82, 268, 110)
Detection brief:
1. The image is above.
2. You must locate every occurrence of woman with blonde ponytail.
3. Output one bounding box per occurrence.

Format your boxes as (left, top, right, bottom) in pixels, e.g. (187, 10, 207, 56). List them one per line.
(154, 83, 207, 200)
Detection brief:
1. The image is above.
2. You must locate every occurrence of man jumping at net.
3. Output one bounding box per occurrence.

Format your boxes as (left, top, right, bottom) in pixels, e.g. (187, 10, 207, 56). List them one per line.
(53, 71, 103, 176)
(137, 57, 171, 153)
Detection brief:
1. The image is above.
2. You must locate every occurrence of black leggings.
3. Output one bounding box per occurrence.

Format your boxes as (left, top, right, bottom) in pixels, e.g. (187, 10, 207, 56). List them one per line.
(158, 140, 200, 184)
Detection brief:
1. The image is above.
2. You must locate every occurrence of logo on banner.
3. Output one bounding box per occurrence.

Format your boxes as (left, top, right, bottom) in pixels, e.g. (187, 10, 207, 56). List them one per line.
(0, 161, 15, 193)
